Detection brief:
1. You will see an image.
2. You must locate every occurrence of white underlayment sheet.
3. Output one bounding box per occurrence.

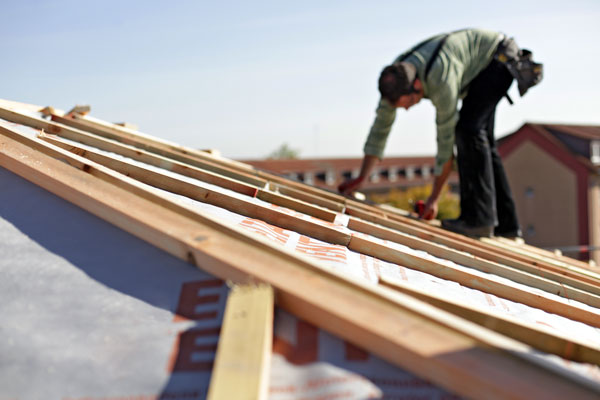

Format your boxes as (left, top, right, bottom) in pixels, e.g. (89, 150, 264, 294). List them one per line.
(2, 115, 600, 395)
(0, 167, 225, 400)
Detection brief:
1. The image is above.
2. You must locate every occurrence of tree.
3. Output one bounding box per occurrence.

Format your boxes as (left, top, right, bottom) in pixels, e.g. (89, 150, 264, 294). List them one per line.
(267, 143, 300, 160)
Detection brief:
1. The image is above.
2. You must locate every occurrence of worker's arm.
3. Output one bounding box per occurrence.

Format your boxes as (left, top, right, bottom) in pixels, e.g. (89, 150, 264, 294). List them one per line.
(338, 154, 379, 195)
(421, 155, 454, 219)
(339, 98, 395, 196)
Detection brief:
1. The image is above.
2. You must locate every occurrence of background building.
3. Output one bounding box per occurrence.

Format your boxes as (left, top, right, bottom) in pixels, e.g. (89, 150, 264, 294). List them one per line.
(498, 123, 600, 263)
(242, 156, 458, 195)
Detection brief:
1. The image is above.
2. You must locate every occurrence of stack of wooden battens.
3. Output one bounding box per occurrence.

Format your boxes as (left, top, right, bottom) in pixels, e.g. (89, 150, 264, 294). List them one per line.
(1, 99, 600, 399)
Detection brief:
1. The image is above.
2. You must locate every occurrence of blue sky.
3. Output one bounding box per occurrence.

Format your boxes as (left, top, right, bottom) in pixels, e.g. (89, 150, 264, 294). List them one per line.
(2, 1, 600, 159)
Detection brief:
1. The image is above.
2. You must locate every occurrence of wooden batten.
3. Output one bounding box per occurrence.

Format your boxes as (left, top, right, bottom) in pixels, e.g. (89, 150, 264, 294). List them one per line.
(0, 105, 271, 190)
(66, 111, 260, 174)
(482, 237, 600, 280)
(348, 235, 600, 328)
(345, 204, 600, 295)
(2, 126, 599, 398)
(56, 107, 351, 207)
(380, 275, 600, 365)
(207, 284, 273, 400)
(39, 136, 350, 246)
(40, 134, 338, 224)
(255, 189, 338, 223)
(348, 217, 600, 308)
(63, 108, 352, 203)
(0, 105, 257, 187)
(39, 130, 266, 193)
(272, 183, 345, 213)
(380, 209, 600, 285)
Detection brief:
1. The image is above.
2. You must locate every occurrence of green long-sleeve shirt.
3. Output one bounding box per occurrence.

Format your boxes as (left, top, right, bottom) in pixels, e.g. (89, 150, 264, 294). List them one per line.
(363, 29, 503, 175)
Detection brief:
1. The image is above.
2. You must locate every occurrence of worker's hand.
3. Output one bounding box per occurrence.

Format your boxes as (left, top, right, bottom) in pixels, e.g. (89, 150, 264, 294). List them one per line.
(420, 197, 438, 220)
(338, 176, 365, 196)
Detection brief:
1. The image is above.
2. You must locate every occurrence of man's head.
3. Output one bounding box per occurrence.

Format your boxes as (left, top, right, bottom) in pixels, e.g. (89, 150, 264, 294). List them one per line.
(378, 62, 423, 109)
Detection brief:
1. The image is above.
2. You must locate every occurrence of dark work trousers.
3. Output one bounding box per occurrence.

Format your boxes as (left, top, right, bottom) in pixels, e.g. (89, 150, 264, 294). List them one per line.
(454, 58, 520, 233)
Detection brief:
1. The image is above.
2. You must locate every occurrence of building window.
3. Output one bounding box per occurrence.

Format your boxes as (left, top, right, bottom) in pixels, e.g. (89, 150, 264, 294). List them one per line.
(422, 165, 431, 179)
(325, 169, 335, 186)
(370, 168, 380, 183)
(303, 172, 314, 185)
(591, 140, 600, 164)
(406, 166, 415, 180)
(388, 167, 398, 182)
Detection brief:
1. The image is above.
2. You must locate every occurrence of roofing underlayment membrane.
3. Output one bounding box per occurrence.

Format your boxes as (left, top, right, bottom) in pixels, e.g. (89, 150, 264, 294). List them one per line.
(1, 99, 599, 399)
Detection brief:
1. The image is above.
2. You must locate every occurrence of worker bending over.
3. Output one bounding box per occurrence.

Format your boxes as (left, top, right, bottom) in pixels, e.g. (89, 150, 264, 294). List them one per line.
(339, 28, 542, 238)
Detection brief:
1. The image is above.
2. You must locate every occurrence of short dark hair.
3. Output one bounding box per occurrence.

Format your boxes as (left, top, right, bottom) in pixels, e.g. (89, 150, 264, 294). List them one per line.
(378, 62, 417, 104)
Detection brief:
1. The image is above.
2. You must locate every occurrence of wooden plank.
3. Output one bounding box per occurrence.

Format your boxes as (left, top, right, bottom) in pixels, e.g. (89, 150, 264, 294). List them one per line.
(39, 128, 266, 192)
(4, 102, 350, 214)
(254, 169, 347, 203)
(57, 116, 347, 216)
(68, 112, 261, 172)
(207, 284, 273, 400)
(348, 217, 600, 308)
(348, 235, 600, 328)
(40, 133, 338, 223)
(482, 237, 600, 280)
(52, 114, 271, 189)
(2, 127, 599, 399)
(40, 135, 349, 246)
(59, 111, 351, 205)
(346, 204, 600, 295)
(272, 183, 345, 213)
(42, 133, 338, 224)
(379, 275, 600, 365)
(255, 189, 338, 223)
(52, 113, 293, 188)
(377, 207, 600, 286)
(0, 105, 271, 189)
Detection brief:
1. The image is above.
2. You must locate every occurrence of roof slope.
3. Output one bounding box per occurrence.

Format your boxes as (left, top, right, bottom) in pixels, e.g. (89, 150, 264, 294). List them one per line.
(500, 122, 600, 169)
(1, 99, 600, 399)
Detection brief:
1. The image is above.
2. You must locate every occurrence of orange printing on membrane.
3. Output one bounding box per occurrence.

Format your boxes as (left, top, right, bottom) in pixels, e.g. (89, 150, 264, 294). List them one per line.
(169, 279, 226, 372)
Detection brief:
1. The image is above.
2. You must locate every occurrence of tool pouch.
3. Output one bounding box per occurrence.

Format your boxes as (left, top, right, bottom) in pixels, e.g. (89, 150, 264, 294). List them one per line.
(495, 37, 543, 96)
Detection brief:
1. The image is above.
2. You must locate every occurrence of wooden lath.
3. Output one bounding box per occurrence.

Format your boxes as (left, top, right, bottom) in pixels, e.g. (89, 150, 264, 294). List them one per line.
(207, 284, 273, 400)
(349, 234, 600, 327)
(39, 128, 342, 223)
(48, 108, 350, 205)
(482, 236, 600, 280)
(345, 204, 600, 294)
(1, 126, 598, 399)
(374, 205, 600, 283)
(349, 217, 600, 309)
(380, 275, 600, 365)
(39, 134, 349, 246)
(50, 113, 278, 189)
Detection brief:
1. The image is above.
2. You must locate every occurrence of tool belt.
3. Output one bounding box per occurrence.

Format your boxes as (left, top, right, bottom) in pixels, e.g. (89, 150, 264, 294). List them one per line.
(495, 36, 543, 97)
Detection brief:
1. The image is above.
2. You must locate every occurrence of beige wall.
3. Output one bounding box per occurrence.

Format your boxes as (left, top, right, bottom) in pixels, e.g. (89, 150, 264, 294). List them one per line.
(503, 141, 579, 249)
(589, 175, 600, 264)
